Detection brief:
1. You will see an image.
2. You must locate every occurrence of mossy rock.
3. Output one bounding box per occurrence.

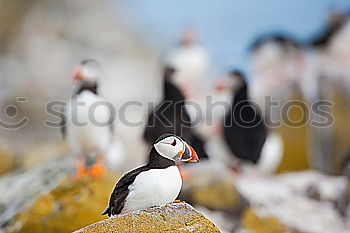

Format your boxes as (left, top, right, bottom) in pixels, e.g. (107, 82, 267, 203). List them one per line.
(9, 170, 118, 233)
(184, 167, 245, 213)
(241, 208, 288, 233)
(74, 203, 220, 233)
(191, 180, 239, 211)
(276, 93, 310, 173)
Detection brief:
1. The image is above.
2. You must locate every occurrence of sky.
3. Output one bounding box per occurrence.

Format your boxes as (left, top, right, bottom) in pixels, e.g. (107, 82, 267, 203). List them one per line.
(115, 0, 350, 72)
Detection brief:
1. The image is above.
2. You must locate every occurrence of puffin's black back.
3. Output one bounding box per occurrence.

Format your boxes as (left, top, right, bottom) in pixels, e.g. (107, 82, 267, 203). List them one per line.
(223, 73, 267, 164)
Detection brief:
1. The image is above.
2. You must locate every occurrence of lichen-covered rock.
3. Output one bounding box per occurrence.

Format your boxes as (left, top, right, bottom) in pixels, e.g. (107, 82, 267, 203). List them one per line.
(0, 157, 74, 230)
(275, 93, 309, 173)
(180, 162, 247, 215)
(74, 203, 220, 233)
(189, 178, 240, 211)
(241, 208, 288, 233)
(7, 170, 118, 233)
(236, 171, 348, 233)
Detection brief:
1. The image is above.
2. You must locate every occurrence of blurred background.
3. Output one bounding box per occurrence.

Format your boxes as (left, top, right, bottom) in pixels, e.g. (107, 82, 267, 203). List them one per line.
(1, 0, 350, 232)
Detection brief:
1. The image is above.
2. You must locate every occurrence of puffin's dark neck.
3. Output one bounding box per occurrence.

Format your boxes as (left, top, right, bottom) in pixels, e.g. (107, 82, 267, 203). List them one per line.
(233, 83, 249, 106)
(311, 21, 344, 48)
(75, 81, 98, 95)
(232, 83, 253, 120)
(163, 80, 186, 105)
(147, 147, 176, 169)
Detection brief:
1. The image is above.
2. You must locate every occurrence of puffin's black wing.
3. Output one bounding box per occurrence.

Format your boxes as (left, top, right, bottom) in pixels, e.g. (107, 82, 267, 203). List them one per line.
(60, 103, 67, 138)
(223, 82, 267, 163)
(224, 104, 267, 163)
(102, 166, 150, 217)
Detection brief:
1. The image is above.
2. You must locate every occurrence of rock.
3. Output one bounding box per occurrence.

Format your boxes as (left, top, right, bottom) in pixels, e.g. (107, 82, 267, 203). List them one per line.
(194, 206, 238, 233)
(235, 171, 348, 233)
(241, 208, 288, 233)
(74, 203, 220, 233)
(276, 93, 310, 173)
(189, 178, 243, 212)
(0, 157, 74, 230)
(181, 162, 247, 215)
(6, 169, 118, 233)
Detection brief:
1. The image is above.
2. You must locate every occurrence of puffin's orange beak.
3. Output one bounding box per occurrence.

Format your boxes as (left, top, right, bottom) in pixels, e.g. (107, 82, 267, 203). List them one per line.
(215, 83, 226, 92)
(71, 66, 84, 81)
(188, 145, 199, 162)
(180, 143, 199, 163)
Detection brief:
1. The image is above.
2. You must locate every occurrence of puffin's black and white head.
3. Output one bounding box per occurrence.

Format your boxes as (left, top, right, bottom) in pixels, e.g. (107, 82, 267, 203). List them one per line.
(180, 28, 197, 47)
(154, 134, 199, 162)
(71, 59, 102, 83)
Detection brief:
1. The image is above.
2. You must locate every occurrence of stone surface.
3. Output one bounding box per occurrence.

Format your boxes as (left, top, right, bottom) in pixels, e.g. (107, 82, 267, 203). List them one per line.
(241, 208, 288, 233)
(276, 93, 310, 173)
(6, 169, 118, 233)
(0, 157, 74, 230)
(181, 162, 247, 215)
(74, 203, 220, 233)
(235, 171, 348, 233)
(189, 177, 242, 212)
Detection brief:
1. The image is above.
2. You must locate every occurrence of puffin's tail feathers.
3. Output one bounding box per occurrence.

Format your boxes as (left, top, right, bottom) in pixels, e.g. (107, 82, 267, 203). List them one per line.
(102, 205, 110, 216)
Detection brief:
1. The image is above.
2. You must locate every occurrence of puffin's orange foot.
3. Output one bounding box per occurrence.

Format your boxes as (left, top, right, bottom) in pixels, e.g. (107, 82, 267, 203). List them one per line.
(89, 163, 105, 178)
(73, 161, 87, 180)
(173, 199, 181, 203)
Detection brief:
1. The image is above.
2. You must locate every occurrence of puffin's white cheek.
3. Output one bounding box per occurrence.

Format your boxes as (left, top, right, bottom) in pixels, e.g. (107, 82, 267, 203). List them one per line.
(167, 147, 177, 157)
(158, 145, 174, 158)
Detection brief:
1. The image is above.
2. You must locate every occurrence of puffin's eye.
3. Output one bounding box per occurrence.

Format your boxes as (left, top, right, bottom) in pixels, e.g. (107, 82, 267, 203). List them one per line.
(171, 139, 176, 146)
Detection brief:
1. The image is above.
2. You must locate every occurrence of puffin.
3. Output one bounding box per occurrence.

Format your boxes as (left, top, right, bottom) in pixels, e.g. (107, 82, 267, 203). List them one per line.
(218, 70, 283, 174)
(102, 134, 199, 216)
(164, 28, 209, 100)
(61, 59, 114, 178)
(309, 9, 348, 49)
(143, 66, 209, 160)
(144, 67, 192, 143)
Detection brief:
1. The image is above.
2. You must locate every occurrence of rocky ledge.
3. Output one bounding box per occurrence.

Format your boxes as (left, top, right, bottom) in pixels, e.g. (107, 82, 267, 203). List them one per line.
(74, 202, 220, 233)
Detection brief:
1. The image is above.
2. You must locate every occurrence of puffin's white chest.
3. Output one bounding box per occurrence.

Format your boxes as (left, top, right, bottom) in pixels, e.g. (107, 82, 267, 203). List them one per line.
(123, 166, 182, 213)
(66, 91, 111, 154)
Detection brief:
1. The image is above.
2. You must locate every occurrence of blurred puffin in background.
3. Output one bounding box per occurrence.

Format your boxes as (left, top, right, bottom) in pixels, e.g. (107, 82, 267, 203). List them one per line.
(249, 34, 306, 106)
(143, 66, 209, 161)
(216, 70, 283, 175)
(310, 8, 348, 49)
(160, 29, 213, 162)
(164, 28, 209, 101)
(61, 59, 120, 178)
